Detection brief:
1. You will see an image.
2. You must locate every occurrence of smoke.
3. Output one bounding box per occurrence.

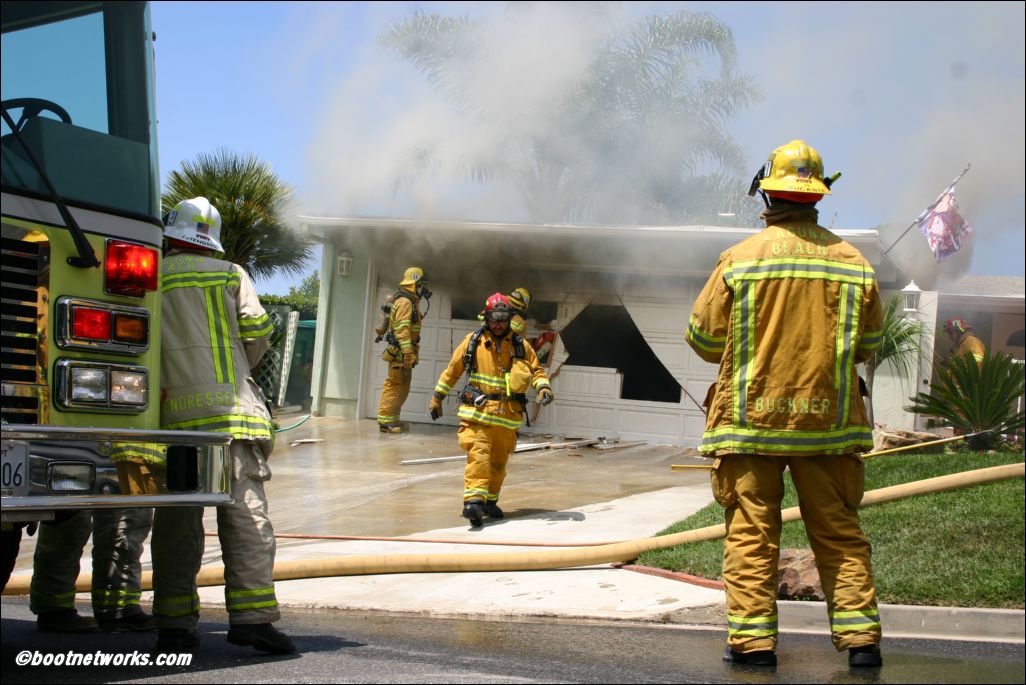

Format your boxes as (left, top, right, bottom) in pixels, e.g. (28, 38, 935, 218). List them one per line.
(719, 1, 1025, 284)
(286, 1, 1023, 283)
(299, 2, 756, 227)
(302, 3, 610, 222)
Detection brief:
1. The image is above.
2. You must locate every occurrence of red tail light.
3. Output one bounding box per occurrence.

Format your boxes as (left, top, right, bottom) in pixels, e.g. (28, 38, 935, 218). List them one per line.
(72, 306, 112, 341)
(106, 241, 159, 297)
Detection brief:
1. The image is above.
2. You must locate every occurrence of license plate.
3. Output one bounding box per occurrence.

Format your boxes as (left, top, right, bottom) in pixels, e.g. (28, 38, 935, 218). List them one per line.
(1, 440, 30, 498)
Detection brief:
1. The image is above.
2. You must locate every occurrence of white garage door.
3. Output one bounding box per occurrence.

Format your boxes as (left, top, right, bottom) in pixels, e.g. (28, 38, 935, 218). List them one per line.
(361, 280, 713, 446)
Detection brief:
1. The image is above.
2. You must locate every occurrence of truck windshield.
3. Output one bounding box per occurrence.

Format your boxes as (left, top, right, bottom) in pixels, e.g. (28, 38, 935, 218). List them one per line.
(1, 1, 159, 219)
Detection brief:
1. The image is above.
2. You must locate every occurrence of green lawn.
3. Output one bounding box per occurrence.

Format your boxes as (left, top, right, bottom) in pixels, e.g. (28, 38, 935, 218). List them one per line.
(637, 448, 1025, 609)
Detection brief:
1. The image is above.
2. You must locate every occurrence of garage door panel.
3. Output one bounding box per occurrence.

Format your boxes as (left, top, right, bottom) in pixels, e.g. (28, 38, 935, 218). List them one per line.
(551, 366, 622, 399)
(617, 408, 683, 439)
(361, 278, 708, 445)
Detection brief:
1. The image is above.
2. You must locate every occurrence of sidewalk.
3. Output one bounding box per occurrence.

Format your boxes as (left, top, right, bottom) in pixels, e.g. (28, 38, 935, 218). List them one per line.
(199, 416, 1026, 644)
(9, 415, 1024, 644)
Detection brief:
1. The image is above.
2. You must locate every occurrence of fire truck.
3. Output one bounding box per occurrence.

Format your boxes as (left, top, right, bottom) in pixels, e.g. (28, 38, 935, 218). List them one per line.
(1, 1, 230, 587)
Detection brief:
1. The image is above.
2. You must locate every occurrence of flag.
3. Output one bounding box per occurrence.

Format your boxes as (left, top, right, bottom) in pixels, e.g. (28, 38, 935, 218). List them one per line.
(915, 172, 974, 262)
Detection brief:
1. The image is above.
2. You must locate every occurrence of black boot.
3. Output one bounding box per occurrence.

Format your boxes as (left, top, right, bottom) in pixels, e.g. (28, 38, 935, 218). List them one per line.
(848, 644, 882, 668)
(36, 609, 98, 633)
(484, 501, 504, 519)
(227, 623, 296, 654)
(462, 501, 484, 527)
(723, 646, 777, 666)
(155, 628, 199, 652)
(97, 609, 156, 632)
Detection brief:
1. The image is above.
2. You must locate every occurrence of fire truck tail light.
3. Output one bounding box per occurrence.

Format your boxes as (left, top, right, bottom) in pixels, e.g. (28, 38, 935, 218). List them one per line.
(57, 298, 150, 353)
(106, 241, 158, 296)
(114, 313, 148, 344)
(71, 307, 112, 341)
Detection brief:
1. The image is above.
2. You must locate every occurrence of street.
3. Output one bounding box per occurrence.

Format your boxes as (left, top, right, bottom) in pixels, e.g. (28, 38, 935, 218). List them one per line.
(2, 599, 1023, 684)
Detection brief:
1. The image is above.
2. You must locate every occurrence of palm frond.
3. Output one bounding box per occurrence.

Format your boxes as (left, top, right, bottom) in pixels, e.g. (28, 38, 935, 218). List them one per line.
(907, 351, 1026, 449)
(873, 295, 928, 380)
(162, 148, 311, 280)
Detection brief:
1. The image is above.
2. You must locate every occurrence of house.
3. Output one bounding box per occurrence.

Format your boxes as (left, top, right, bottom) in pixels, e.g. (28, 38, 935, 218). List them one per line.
(299, 216, 1024, 445)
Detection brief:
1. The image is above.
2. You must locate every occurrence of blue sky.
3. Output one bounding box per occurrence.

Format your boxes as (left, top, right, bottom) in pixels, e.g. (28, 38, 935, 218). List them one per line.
(150, 1, 1025, 295)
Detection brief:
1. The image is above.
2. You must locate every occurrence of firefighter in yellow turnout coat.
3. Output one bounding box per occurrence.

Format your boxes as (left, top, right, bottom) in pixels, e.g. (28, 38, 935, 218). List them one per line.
(377, 267, 428, 432)
(152, 197, 294, 655)
(686, 141, 884, 669)
(944, 317, 985, 367)
(429, 293, 553, 526)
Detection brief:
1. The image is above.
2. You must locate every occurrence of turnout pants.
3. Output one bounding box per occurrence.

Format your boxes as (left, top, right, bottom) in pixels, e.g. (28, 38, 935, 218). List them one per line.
(377, 362, 412, 426)
(711, 453, 881, 653)
(152, 439, 280, 629)
(29, 507, 153, 620)
(457, 422, 518, 503)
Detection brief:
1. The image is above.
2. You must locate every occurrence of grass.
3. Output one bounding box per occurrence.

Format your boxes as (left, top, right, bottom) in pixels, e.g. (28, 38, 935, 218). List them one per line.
(637, 448, 1025, 609)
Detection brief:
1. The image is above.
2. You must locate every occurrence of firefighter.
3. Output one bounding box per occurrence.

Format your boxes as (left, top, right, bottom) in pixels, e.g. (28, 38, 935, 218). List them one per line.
(377, 267, 429, 433)
(508, 286, 532, 336)
(943, 317, 985, 367)
(686, 140, 884, 669)
(428, 293, 553, 527)
(152, 197, 294, 654)
(28, 508, 155, 632)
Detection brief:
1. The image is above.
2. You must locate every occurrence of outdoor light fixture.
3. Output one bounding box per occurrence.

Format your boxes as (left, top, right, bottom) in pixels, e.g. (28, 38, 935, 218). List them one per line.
(336, 250, 354, 277)
(901, 279, 922, 316)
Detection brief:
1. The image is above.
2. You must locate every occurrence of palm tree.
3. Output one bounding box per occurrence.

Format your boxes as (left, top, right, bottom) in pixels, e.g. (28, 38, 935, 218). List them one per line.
(162, 148, 311, 281)
(906, 351, 1026, 450)
(380, 3, 760, 224)
(862, 295, 929, 428)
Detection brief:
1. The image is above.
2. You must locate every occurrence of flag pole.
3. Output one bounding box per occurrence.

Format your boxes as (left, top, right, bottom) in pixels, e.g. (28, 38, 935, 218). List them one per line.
(882, 162, 971, 257)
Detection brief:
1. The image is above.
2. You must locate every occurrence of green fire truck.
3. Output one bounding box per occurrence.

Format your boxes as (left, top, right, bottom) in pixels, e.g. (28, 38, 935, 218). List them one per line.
(1, 1, 230, 588)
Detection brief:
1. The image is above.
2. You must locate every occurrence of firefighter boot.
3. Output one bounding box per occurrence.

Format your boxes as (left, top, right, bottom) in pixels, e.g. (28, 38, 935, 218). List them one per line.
(462, 501, 485, 528)
(36, 609, 98, 633)
(848, 645, 882, 668)
(484, 500, 504, 519)
(155, 628, 200, 652)
(97, 609, 156, 632)
(723, 646, 777, 667)
(379, 423, 403, 433)
(227, 622, 296, 654)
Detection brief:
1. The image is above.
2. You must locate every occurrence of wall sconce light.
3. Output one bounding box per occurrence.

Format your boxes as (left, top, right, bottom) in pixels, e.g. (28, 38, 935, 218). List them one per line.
(900, 279, 921, 316)
(336, 250, 354, 277)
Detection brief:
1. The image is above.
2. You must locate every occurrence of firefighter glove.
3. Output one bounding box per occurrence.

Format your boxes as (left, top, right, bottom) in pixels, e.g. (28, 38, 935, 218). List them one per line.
(403, 351, 418, 369)
(429, 396, 443, 420)
(538, 387, 554, 406)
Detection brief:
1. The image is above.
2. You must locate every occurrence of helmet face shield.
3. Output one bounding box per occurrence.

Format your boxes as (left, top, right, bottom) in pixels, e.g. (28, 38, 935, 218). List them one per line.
(485, 308, 510, 323)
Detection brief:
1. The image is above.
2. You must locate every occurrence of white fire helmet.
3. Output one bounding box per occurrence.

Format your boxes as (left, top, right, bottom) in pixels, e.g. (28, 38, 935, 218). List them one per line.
(163, 197, 224, 252)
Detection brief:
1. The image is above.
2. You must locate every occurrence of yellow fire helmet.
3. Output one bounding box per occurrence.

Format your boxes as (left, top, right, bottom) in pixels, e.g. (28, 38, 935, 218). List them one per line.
(399, 266, 425, 287)
(508, 287, 531, 312)
(757, 139, 832, 196)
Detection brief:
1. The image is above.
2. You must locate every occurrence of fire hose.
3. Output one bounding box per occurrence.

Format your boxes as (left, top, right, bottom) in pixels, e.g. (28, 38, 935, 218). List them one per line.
(3, 462, 1021, 595)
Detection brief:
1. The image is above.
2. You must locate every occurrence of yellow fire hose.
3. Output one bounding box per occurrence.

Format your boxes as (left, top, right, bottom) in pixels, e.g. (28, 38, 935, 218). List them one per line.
(4, 462, 1021, 595)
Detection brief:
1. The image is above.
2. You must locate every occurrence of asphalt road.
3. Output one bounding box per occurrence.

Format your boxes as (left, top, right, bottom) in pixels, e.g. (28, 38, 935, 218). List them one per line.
(2, 599, 1023, 684)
